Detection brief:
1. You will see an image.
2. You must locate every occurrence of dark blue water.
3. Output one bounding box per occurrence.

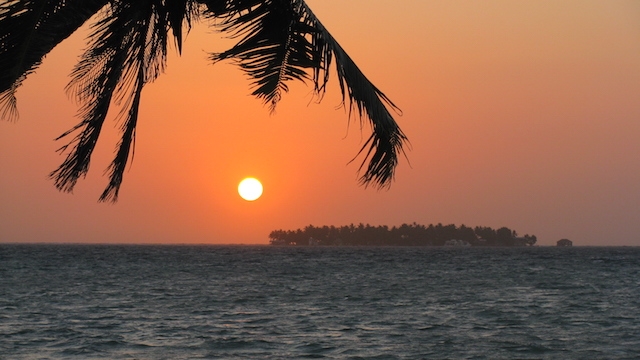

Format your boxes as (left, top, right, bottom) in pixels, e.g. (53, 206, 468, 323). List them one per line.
(1, 245, 639, 359)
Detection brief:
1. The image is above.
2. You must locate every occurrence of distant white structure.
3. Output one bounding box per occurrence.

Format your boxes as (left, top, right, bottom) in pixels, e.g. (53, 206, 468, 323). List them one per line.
(444, 239, 471, 247)
(308, 237, 320, 246)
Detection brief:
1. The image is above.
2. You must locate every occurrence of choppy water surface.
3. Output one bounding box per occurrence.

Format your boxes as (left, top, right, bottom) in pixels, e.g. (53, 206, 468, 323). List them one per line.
(1, 245, 639, 359)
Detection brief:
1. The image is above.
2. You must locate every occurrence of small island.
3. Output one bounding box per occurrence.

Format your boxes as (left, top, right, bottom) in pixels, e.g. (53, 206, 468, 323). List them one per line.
(269, 223, 537, 247)
(557, 238, 573, 247)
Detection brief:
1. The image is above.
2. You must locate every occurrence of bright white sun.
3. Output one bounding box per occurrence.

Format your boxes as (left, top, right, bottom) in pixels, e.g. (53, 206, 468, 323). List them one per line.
(238, 177, 263, 201)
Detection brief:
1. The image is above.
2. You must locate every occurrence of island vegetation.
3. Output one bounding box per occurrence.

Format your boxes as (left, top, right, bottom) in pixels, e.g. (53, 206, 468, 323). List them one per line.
(557, 238, 573, 247)
(269, 223, 537, 247)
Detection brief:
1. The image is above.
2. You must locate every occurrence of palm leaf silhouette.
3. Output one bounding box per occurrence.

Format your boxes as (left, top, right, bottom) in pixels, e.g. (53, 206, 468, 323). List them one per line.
(0, 0, 110, 119)
(1, 0, 407, 202)
(51, 0, 197, 202)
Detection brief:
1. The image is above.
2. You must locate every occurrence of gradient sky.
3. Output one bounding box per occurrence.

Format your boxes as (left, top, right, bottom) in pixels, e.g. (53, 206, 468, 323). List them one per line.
(1, 0, 639, 245)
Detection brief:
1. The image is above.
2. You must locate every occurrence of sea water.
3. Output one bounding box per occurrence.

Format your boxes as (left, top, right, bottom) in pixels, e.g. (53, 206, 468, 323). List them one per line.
(1, 245, 639, 359)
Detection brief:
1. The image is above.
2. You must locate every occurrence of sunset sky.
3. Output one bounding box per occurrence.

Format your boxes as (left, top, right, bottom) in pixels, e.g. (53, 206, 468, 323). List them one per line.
(1, 0, 639, 246)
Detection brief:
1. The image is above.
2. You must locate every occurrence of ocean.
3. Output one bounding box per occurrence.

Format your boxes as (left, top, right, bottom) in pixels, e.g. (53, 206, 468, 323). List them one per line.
(1, 245, 639, 359)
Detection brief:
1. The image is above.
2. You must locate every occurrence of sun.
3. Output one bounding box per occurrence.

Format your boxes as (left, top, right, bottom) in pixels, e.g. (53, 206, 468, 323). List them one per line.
(238, 178, 263, 201)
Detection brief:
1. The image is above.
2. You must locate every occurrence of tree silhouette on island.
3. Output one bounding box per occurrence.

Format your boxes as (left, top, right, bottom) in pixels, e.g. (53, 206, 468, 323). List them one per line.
(1, 0, 407, 201)
(269, 223, 538, 247)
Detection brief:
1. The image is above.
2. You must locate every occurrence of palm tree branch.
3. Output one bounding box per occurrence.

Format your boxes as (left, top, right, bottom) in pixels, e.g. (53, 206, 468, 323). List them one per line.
(51, 0, 173, 201)
(297, 0, 407, 187)
(208, 0, 319, 112)
(4, 0, 407, 201)
(0, 0, 109, 120)
(164, 0, 199, 53)
(49, 3, 129, 193)
(100, 0, 176, 202)
(209, 0, 407, 187)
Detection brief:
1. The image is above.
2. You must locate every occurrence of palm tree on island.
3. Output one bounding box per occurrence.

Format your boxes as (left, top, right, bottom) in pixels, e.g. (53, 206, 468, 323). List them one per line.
(1, 0, 407, 201)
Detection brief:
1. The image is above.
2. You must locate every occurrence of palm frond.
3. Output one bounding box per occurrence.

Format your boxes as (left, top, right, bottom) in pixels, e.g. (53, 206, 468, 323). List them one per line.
(164, 0, 199, 53)
(208, 0, 318, 113)
(298, 0, 408, 188)
(4, 0, 408, 201)
(0, 0, 109, 121)
(51, 0, 190, 202)
(206, 0, 407, 188)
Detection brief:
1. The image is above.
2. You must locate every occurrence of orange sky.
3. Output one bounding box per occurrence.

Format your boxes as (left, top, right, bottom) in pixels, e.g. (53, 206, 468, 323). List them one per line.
(1, 0, 639, 245)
